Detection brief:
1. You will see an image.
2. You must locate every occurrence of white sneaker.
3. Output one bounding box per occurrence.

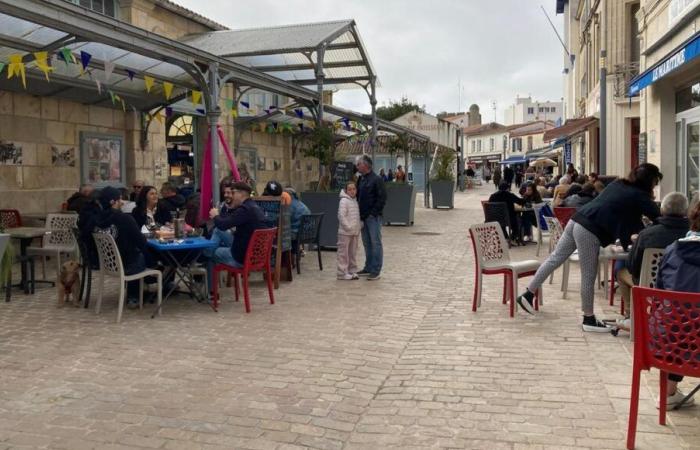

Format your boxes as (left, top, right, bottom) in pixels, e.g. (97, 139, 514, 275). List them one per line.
(337, 274, 355, 280)
(616, 318, 631, 329)
(582, 316, 611, 333)
(658, 390, 696, 409)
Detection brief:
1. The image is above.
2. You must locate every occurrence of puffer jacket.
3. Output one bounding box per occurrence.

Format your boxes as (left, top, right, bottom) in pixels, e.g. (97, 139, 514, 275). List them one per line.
(656, 236, 700, 293)
(338, 190, 361, 236)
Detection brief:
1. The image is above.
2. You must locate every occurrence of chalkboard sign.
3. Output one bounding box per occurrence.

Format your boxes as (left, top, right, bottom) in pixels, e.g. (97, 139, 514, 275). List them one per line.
(638, 132, 647, 165)
(331, 161, 355, 191)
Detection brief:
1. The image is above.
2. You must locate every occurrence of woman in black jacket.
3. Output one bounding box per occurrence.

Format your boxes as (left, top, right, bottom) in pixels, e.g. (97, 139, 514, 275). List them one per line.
(515, 163, 662, 332)
(131, 185, 171, 230)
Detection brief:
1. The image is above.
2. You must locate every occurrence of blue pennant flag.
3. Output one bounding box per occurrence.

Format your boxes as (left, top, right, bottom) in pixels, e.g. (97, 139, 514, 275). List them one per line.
(294, 108, 304, 119)
(240, 101, 250, 109)
(126, 70, 135, 81)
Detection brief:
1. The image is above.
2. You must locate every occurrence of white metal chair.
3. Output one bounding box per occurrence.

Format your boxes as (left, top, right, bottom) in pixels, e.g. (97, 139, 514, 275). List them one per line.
(532, 202, 551, 257)
(543, 216, 564, 284)
(92, 232, 162, 323)
(626, 247, 666, 341)
(27, 213, 78, 280)
(469, 222, 541, 317)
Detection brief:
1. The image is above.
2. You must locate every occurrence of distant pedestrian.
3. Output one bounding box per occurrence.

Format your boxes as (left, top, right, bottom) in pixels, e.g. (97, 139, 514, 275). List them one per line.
(355, 155, 386, 281)
(387, 169, 394, 182)
(503, 165, 514, 187)
(492, 166, 502, 187)
(337, 182, 361, 280)
(395, 165, 406, 182)
(515, 167, 524, 187)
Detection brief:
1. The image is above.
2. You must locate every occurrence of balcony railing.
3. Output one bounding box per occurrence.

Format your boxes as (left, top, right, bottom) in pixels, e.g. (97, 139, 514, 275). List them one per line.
(613, 61, 640, 98)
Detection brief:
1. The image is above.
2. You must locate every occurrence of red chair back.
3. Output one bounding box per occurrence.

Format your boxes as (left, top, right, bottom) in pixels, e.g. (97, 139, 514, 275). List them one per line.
(632, 286, 700, 378)
(244, 227, 277, 272)
(553, 207, 576, 229)
(0, 209, 22, 229)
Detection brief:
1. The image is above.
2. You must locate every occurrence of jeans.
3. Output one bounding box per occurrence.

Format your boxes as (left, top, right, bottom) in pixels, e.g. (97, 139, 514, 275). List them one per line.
(206, 246, 243, 290)
(125, 252, 146, 299)
(361, 215, 383, 275)
(203, 228, 233, 258)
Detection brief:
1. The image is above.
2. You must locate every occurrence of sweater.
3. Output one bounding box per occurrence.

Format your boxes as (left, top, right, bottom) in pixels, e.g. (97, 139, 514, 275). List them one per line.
(338, 190, 361, 236)
(94, 208, 147, 268)
(213, 198, 266, 264)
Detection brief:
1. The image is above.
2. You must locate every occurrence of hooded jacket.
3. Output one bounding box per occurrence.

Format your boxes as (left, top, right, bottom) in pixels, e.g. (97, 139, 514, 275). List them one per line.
(94, 207, 147, 268)
(66, 192, 92, 213)
(626, 215, 690, 281)
(338, 190, 361, 236)
(656, 237, 700, 293)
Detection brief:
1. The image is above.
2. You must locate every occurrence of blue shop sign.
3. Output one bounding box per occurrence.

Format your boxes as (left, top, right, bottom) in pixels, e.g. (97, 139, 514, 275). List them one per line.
(629, 31, 700, 96)
(564, 142, 572, 165)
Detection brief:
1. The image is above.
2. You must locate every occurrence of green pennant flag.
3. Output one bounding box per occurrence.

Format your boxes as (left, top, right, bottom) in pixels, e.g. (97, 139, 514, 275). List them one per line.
(225, 99, 234, 110)
(60, 48, 74, 66)
(109, 91, 117, 105)
(0, 62, 5, 75)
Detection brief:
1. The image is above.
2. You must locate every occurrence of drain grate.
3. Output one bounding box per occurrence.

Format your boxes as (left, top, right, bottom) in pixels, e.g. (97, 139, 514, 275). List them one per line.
(410, 232, 442, 236)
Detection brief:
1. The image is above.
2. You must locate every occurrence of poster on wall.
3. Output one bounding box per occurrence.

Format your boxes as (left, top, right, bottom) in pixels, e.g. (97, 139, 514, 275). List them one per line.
(0, 141, 22, 165)
(80, 132, 125, 187)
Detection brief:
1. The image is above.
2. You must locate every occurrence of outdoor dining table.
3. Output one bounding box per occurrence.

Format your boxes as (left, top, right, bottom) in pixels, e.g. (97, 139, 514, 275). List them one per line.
(146, 236, 216, 318)
(599, 245, 630, 308)
(7, 226, 49, 293)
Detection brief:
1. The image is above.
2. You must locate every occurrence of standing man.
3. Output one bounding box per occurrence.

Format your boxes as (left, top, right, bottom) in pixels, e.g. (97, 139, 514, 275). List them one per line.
(503, 165, 515, 188)
(355, 155, 386, 281)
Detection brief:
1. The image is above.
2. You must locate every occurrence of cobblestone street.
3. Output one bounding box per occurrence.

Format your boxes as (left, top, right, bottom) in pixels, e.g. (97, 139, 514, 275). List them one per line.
(1, 184, 698, 450)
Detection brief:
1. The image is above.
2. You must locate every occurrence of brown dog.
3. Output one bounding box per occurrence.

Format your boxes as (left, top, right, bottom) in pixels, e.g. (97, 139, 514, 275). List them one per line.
(57, 260, 81, 307)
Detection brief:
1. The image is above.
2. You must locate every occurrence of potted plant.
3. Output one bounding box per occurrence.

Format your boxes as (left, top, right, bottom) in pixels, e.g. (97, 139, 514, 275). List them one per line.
(430, 151, 456, 209)
(383, 133, 416, 225)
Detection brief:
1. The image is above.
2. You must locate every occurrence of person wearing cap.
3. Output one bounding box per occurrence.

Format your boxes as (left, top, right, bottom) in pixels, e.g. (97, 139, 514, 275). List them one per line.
(205, 182, 266, 288)
(285, 187, 310, 238)
(94, 186, 149, 307)
(263, 180, 292, 206)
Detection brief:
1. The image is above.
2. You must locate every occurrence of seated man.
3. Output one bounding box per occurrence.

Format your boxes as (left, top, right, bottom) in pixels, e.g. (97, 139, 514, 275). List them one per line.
(654, 200, 700, 408)
(66, 183, 95, 213)
(204, 182, 265, 288)
(285, 188, 310, 238)
(94, 187, 149, 307)
(159, 182, 186, 218)
(206, 183, 238, 253)
(617, 192, 690, 327)
(488, 182, 526, 244)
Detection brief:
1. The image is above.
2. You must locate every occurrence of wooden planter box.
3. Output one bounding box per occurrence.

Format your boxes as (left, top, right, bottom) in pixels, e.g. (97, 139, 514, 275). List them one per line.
(430, 180, 455, 209)
(300, 191, 339, 249)
(384, 183, 416, 226)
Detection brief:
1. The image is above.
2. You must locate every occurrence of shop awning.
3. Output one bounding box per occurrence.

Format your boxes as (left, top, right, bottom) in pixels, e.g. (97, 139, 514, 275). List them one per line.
(543, 117, 598, 142)
(629, 30, 700, 96)
(499, 155, 527, 165)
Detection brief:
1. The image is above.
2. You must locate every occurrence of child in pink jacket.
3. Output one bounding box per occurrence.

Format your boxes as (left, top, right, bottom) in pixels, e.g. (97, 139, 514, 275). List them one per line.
(337, 182, 361, 280)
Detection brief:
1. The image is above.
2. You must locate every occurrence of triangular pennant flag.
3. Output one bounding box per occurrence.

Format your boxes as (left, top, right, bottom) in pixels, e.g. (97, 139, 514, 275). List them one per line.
(109, 91, 117, 105)
(231, 109, 238, 118)
(165, 107, 173, 117)
(126, 70, 135, 81)
(7, 54, 26, 89)
(294, 108, 304, 119)
(120, 98, 126, 112)
(80, 51, 92, 71)
(0, 62, 5, 75)
(154, 112, 164, 125)
(33, 51, 53, 81)
(240, 101, 250, 109)
(224, 99, 234, 110)
(269, 105, 277, 110)
(191, 90, 202, 105)
(103, 60, 115, 82)
(163, 81, 173, 100)
(95, 78, 102, 94)
(59, 48, 75, 66)
(143, 75, 154, 93)
(196, 108, 206, 115)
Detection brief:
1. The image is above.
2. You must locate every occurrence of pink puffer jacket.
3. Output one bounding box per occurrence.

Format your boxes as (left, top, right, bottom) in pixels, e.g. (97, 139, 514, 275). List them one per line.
(338, 190, 361, 236)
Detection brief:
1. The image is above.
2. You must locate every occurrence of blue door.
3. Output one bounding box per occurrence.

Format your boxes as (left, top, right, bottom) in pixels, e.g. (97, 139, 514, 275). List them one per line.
(411, 156, 426, 192)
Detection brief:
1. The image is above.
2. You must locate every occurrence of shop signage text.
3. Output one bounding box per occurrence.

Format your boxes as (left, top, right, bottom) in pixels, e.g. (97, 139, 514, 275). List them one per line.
(652, 49, 686, 82)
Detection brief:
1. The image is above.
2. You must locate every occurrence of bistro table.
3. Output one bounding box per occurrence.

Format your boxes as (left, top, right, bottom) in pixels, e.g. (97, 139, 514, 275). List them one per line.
(599, 245, 630, 312)
(514, 205, 535, 245)
(7, 227, 49, 293)
(147, 236, 216, 318)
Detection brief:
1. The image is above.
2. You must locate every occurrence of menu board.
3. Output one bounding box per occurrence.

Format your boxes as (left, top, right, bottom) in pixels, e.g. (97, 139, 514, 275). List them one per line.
(331, 161, 355, 191)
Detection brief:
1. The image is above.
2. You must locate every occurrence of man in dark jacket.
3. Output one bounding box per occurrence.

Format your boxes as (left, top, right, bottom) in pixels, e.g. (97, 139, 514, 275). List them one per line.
(355, 155, 386, 280)
(66, 184, 95, 213)
(205, 182, 265, 288)
(489, 182, 526, 243)
(616, 192, 689, 322)
(503, 165, 515, 187)
(94, 186, 148, 306)
(159, 182, 186, 218)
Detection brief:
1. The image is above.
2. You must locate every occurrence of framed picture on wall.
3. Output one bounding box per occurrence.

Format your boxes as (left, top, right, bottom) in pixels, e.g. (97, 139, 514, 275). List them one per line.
(80, 132, 125, 187)
(236, 147, 257, 182)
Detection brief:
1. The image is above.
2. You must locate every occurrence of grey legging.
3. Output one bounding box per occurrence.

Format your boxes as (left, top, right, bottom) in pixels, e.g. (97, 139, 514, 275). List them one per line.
(527, 220, 601, 315)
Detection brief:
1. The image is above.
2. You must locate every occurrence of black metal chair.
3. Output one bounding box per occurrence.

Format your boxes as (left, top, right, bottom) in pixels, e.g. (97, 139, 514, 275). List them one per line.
(482, 202, 517, 242)
(71, 227, 97, 308)
(296, 213, 324, 274)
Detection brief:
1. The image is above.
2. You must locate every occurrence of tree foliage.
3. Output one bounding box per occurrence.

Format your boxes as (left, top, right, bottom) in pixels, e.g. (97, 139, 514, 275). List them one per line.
(376, 96, 426, 122)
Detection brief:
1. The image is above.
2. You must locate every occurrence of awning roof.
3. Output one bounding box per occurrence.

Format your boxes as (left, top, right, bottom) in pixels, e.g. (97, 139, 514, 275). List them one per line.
(543, 116, 598, 142)
(182, 20, 378, 91)
(500, 155, 528, 165)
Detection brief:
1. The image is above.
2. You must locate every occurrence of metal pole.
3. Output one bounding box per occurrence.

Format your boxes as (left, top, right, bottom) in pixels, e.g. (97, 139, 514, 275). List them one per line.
(370, 77, 378, 163)
(208, 62, 221, 206)
(599, 0, 607, 175)
(316, 46, 325, 127)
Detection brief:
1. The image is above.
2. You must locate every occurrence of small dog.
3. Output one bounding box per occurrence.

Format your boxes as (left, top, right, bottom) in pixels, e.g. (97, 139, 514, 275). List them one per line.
(57, 260, 81, 307)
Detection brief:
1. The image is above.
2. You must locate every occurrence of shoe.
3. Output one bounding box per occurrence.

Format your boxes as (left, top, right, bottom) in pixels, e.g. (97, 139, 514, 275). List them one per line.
(658, 389, 696, 409)
(356, 270, 371, 277)
(337, 274, 355, 280)
(351, 274, 359, 280)
(367, 273, 381, 281)
(516, 291, 535, 315)
(582, 315, 611, 332)
(126, 298, 140, 310)
(616, 318, 631, 329)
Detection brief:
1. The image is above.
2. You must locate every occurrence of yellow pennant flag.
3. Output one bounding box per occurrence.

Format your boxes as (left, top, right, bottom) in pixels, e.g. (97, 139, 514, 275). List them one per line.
(120, 98, 126, 112)
(230, 108, 238, 118)
(8, 54, 26, 89)
(191, 90, 202, 105)
(33, 51, 53, 81)
(143, 75, 154, 93)
(163, 81, 173, 100)
(154, 112, 164, 125)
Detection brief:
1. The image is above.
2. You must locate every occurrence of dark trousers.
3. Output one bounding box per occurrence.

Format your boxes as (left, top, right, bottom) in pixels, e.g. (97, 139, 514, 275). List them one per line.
(124, 253, 146, 298)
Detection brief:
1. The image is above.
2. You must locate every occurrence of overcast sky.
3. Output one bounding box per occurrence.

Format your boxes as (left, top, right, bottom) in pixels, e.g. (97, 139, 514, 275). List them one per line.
(173, 0, 565, 122)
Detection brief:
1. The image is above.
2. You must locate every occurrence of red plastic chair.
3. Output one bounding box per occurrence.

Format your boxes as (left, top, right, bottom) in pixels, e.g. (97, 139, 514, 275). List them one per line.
(626, 286, 700, 449)
(553, 207, 576, 229)
(212, 228, 277, 313)
(0, 209, 22, 229)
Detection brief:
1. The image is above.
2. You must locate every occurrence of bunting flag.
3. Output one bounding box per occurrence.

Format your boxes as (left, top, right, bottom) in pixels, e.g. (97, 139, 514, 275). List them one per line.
(126, 70, 135, 81)
(143, 75, 154, 93)
(59, 48, 75, 66)
(95, 78, 102, 94)
(163, 81, 173, 100)
(231, 109, 238, 118)
(0, 62, 5, 76)
(225, 99, 233, 110)
(109, 91, 117, 105)
(240, 101, 250, 109)
(33, 52, 53, 81)
(165, 106, 173, 117)
(294, 108, 304, 119)
(103, 60, 115, 82)
(196, 108, 206, 115)
(120, 98, 126, 112)
(191, 90, 202, 105)
(79, 51, 92, 72)
(7, 54, 26, 89)
(154, 111, 164, 125)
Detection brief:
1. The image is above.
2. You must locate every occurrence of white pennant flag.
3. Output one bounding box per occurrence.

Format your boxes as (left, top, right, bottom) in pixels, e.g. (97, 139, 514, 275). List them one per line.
(95, 78, 102, 94)
(103, 60, 115, 83)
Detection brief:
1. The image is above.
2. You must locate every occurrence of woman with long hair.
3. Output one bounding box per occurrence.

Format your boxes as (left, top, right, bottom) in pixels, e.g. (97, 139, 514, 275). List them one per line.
(131, 185, 170, 229)
(516, 163, 662, 332)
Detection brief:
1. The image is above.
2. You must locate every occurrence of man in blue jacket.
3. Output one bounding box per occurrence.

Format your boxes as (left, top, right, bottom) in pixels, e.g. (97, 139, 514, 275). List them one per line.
(355, 155, 387, 281)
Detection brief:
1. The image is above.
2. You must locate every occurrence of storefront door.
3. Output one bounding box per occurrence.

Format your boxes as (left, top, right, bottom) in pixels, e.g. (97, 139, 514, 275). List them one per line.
(676, 108, 700, 199)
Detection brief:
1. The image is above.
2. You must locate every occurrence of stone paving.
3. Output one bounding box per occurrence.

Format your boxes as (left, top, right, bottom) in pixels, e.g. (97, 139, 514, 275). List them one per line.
(0, 184, 698, 450)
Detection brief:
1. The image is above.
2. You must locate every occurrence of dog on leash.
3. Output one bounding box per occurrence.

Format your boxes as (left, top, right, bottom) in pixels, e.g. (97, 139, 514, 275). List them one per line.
(57, 260, 81, 307)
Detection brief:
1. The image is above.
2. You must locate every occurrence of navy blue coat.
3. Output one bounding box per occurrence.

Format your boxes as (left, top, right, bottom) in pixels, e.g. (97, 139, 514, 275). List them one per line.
(656, 239, 700, 293)
(357, 171, 387, 220)
(213, 198, 266, 264)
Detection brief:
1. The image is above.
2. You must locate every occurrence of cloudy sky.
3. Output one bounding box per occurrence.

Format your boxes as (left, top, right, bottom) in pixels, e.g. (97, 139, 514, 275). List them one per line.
(173, 0, 565, 122)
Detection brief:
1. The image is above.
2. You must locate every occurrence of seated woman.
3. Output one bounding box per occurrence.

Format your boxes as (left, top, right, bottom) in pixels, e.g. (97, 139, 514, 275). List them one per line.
(654, 201, 700, 408)
(563, 182, 596, 208)
(489, 182, 527, 245)
(552, 176, 571, 207)
(519, 182, 542, 241)
(131, 185, 171, 230)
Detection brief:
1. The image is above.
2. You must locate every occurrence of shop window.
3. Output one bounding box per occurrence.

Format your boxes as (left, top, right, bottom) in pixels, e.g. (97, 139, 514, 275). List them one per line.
(489, 138, 494, 151)
(527, 107, 534, 115)
(477, 140, 482, 152)
(68, 0, 118, 17)
(676, 82, 700, 114)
